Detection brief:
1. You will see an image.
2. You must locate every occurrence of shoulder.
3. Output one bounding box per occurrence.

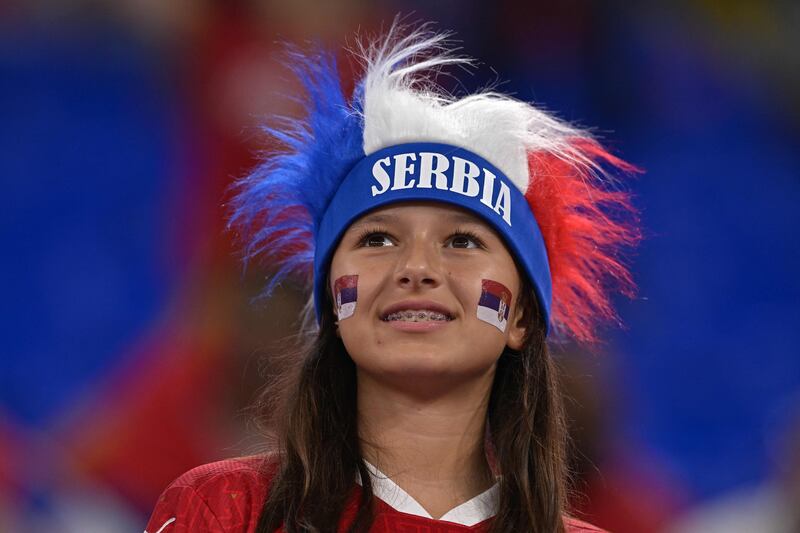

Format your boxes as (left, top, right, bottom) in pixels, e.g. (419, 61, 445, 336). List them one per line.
(165, 455, 277, 493)
(564, 515, 609, 533)
(145, 455, 279, 533)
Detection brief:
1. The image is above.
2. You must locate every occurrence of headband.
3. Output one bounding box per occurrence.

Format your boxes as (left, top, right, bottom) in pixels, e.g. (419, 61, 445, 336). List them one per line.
(229, 25, 640, 343)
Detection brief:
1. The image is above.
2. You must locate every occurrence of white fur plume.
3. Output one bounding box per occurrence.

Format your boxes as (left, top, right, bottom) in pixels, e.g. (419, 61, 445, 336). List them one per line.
(358, 24, 596, 193)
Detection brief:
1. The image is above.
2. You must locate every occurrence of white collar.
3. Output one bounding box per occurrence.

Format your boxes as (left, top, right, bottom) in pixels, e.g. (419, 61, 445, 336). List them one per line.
(356, 461, 498, 526)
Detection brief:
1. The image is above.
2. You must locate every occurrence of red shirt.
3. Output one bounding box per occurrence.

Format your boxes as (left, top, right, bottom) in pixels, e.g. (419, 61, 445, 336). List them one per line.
(145, 456, 605, 532)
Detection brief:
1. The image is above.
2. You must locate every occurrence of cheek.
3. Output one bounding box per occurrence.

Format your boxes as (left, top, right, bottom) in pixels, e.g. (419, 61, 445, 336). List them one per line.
(475, 279, 513, 333)
(335, 273, 386, 368)
(331, 268, 383, 328)
(330, 252, 361, 318)
(450, 262, 520, 344)
(449, 267, 514, 314)
(332, 274, 359, 320)
(445, 267, 481, 304)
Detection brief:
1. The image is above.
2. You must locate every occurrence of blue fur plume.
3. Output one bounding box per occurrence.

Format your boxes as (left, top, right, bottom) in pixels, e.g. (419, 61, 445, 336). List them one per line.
(228, 47, 364, 293)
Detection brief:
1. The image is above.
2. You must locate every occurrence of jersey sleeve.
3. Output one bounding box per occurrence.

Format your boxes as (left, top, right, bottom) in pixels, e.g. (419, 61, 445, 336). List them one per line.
(143, 456, 274, 533)
(144, 485, 225, 532)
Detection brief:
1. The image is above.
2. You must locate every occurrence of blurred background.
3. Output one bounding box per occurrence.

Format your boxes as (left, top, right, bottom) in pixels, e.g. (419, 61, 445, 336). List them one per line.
(2, 0, 799, 531)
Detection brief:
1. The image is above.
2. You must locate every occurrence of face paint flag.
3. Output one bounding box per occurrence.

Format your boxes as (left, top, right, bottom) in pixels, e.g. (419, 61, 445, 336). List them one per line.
(477, 279, 511, 332)
(334, 275, 358, 320)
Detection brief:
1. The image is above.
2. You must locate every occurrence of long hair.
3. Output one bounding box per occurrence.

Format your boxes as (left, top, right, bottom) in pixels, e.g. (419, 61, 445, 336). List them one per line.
(253, 282, 569, 533)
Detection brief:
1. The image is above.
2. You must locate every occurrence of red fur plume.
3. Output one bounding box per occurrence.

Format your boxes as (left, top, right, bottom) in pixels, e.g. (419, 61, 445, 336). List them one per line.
(525, 138, 641, 343)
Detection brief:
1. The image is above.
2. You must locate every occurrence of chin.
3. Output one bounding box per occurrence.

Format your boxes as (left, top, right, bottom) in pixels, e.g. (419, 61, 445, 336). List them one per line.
(362, 347, 497, 382)
(377, 348, 454, 374)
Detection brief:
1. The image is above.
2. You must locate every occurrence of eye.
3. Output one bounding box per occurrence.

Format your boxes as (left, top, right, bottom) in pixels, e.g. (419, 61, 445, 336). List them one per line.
(359, 232, 395, 247)
(446, 231, 483, 249)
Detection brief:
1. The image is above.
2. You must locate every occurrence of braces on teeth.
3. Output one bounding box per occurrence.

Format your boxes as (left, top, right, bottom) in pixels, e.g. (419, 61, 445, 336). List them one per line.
(385, 310, 451, 322)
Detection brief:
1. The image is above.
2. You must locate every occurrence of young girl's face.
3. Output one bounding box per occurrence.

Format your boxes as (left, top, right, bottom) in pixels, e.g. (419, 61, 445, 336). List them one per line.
(329, 202, 528, 385)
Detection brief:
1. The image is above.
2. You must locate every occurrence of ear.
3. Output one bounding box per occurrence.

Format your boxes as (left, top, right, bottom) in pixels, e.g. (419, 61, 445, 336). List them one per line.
(506, 302, 527, 351)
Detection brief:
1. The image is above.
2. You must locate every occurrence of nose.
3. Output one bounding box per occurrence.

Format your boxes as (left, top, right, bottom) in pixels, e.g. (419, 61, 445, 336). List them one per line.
(394, 236, 443, 290)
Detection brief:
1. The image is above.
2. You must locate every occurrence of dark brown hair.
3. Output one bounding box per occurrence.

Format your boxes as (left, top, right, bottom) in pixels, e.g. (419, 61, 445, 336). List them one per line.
(254, 283, 569, 532)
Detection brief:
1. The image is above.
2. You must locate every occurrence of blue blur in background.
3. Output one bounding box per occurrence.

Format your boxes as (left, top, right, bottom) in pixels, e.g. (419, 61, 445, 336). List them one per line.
(1, 1, 799, 531)
(1, 32, 172, 424)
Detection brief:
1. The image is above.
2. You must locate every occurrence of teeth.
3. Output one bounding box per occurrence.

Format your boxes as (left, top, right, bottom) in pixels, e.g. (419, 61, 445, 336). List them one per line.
(385, 309, 450, 322)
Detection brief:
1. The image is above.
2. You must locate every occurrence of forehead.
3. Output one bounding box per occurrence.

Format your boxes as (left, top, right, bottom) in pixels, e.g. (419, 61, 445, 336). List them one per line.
(347, 201, 488, 230)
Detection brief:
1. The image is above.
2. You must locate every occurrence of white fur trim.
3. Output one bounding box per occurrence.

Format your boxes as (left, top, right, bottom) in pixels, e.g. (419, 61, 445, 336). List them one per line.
(359, 24, 599, 193)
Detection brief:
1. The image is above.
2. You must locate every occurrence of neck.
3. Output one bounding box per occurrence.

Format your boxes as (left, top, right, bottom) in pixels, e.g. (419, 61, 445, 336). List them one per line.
(356, 368, 496, 518)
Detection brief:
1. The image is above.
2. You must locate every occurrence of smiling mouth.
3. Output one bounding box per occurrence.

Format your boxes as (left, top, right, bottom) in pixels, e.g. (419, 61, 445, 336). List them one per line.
(381, 310, 454, 322)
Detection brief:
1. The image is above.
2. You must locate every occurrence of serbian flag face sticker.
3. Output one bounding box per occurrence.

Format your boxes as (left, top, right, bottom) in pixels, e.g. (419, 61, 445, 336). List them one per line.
(477, 279, 511, 332)
(334, 275, 358, 320)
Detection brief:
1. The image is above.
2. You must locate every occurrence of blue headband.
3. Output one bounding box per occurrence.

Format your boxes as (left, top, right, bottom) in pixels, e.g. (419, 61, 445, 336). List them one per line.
(313, 142, 552, 329)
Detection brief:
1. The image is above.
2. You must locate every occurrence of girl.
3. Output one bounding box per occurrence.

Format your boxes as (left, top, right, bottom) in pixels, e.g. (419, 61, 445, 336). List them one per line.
(146, 24, 638, 533)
